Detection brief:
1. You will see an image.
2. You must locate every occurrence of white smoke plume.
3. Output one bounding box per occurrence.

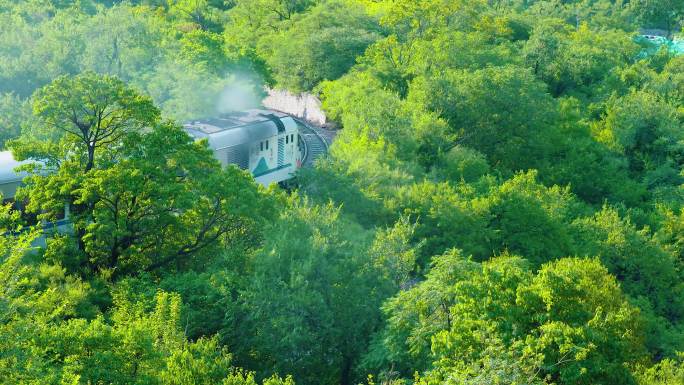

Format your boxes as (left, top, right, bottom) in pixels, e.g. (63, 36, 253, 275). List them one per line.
(215, 74, 262, 114)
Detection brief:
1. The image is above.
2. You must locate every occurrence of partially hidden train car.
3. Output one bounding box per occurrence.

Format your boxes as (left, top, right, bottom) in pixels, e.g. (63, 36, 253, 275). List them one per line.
(0, 150, 31, 202)
(1, 153, 71, 234)
(183, 109, 303, 186)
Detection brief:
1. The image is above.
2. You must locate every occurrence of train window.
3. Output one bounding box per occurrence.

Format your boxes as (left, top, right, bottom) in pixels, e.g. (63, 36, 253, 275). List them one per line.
(291, 134, 294, 142)
(265, 140, 269, 150)
(285, 135, 289, 144)
(55, 205, 67, 220)
(260, 142, 263, 151)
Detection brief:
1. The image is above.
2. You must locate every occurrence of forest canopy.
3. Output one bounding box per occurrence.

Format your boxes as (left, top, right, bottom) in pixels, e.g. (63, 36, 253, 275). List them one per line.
(1, 0, 684, 385)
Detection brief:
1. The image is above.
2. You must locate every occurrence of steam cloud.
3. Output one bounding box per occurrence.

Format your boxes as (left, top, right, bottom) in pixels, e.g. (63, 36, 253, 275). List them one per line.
(215, 75, 262, 114)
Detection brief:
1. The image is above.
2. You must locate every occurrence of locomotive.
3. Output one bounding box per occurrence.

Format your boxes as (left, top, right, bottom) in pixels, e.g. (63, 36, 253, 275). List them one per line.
(184, 109, 303, 186)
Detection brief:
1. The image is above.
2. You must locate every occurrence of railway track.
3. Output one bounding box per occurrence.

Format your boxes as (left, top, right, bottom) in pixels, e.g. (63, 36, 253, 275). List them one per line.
(296, 119, 334, 167)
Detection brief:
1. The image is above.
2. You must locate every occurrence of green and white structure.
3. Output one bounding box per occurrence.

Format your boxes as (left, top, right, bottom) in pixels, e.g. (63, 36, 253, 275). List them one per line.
(183, 109, 303, 186)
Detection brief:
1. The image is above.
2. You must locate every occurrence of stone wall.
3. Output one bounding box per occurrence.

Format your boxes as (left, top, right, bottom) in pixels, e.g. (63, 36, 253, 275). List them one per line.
(262, 89, 327, 126)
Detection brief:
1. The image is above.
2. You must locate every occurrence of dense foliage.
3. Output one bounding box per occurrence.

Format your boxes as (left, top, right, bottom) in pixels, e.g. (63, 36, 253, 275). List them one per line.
(1, 0, 684, 384)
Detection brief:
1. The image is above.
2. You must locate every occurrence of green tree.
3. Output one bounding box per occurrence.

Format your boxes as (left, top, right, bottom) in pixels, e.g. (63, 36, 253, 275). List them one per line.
(320, 71, 418, 158)
(374, 0, 488, 41)
(22, 71, 159, 171)
(368, 249, 483, 375)
(1, 278, 292, 384)
(542, 97, 648, 206)
(0, 93, 30, 149)
(635, 354, 684, 385)
(0, 197, 289, 383)
(407, 65, 561, 172)
(594, 90, 683, 187)
(80, 3, 165, 80)
(655, 206, 684, 265)
(523, 23, 639, 97)
(514, 257, 646, 385)
(230, 0, 316, 27)
(389, 180, 492, 261)
(0, 3, 82, 97)
(224, 0, 318, 58)
(485, 170, 579, 266)
(258, 0, 381, 91)
(436, 146, 490, 183)
(236, 198, 401, 385)
(660, 56, 684, 104)
(630, 0, 684, 37)
(168, 0, 226, 32)
(179, 29, 231, 75)
(571, 207, 684, 355)
(75, 123, 269, 278)
(377, 253, 647, 385)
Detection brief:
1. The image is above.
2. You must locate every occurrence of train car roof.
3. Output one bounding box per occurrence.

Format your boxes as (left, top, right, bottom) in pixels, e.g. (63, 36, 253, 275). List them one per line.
(0, 151, 31, 185)
(184, 109, 290, 137)
(184, 109, 297, 149)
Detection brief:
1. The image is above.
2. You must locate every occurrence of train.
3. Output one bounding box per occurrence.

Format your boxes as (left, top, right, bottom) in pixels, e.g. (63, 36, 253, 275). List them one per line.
(0, 150, 31, 202)
(184, 109, 303, 186)
(1, 110, 307, 204)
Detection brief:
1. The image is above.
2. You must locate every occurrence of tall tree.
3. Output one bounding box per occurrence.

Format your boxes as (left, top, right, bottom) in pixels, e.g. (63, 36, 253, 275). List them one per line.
(235, 198, 404, 385)
(376, 253, 647, 385)
(257, 0, 381, 91)
(407, 65, 561, 172)
(20, 71, 160, 172)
